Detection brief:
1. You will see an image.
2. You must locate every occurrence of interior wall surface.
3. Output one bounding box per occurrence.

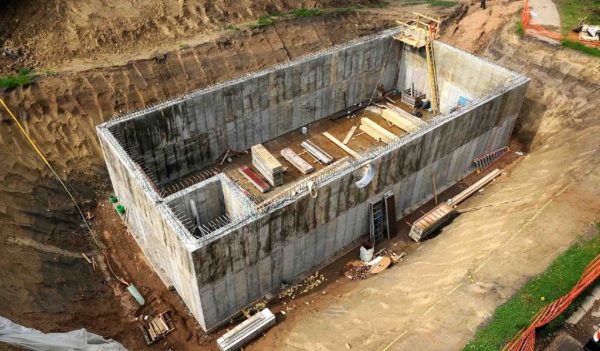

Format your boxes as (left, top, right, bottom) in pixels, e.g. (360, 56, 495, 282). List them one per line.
(188, 77, 528, 330)
(397, 41, 517, 113)
(108, 30, 402, 186)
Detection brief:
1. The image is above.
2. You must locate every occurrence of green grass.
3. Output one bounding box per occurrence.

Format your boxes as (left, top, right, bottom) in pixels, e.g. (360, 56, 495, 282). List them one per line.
(0, 69, 39, 89)
(516, 20, 524, 35)
(250, 15, 276, 29)
(561, 39, 600, 57)
(553, 0, 600, 34)
(464, 223, 600, 351)
(224, 24, 240, 31)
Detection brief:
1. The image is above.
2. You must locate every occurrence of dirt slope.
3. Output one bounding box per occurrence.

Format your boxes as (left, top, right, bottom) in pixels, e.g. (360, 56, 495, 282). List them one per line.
(0, 0, 378, 73)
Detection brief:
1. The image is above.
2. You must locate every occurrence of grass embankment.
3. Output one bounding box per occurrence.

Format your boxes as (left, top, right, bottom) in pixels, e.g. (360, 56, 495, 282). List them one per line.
(399, 0, 457, 7)
(553, 0, 600, 35)
(0, 69, 38, 89)
(561, 39, 600, 57)
(464, 223, 600, 351)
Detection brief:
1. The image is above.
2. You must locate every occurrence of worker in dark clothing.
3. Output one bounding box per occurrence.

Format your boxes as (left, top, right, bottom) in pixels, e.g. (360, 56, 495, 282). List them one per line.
(480, 0, 486, 9)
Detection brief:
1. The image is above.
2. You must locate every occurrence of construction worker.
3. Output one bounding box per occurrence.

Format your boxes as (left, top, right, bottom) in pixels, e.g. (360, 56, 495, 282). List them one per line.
(480, 0, 486, 9)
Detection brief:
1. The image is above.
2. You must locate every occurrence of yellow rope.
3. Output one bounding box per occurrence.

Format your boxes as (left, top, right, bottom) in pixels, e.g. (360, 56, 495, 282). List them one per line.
(0, 97, 129, 285)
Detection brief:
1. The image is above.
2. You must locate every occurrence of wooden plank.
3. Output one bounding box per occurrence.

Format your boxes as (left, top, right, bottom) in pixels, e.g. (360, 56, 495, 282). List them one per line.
(380, 109, 419, 133)
(360, 118, 398, 142)
(359, 124, 387, 143)
(281, 148, 314, 174)
(239, 166, 271, 193)
(449, 168, 503, 206)
(386, 103, 427, 127)
(301, 140, 333, 164)
(342, 126, 358, 145)
(322, 132, 362, 159)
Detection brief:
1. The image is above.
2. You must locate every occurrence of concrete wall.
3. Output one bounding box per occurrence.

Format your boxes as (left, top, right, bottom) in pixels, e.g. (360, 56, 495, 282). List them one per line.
(397, 41, 517, 113)
(96, 128, 205, 327)
(109, 29, 402, 186)
(187, 76, 528, 329)
(97, 28, 529, 332)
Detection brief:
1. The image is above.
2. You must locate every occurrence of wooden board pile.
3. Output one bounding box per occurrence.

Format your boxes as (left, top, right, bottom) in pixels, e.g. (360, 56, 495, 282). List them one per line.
(251, 144, 283, 186)
(216, 309, 276, 351)
(359, 118, 398, 143)
(281, 148, 314, 174)
(140, 311, 176, 345)
(380, 105, 426, 133)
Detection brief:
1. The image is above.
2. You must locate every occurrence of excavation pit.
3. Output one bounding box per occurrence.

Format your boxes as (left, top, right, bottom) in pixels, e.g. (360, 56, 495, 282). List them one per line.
(97, 27, 529, 331)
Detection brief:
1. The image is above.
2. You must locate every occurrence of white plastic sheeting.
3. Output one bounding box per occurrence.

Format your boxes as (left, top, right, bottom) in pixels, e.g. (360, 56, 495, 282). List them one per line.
(0, 316, 128, 351)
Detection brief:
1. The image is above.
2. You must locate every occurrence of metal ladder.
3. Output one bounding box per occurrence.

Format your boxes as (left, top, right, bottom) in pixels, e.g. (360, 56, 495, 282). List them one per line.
(369, 199, 385, 244)
(473, 146, 510, 174)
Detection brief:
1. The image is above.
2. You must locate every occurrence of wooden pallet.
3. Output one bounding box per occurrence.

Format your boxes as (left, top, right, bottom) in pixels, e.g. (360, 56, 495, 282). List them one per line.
(140, 311, 176, 345)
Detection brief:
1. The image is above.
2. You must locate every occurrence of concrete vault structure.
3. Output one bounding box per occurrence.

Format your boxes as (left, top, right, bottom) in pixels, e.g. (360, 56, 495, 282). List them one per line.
(97, 28, 529, 331)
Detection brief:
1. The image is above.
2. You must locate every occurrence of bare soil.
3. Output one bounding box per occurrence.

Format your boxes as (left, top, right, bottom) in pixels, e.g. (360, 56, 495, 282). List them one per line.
(1, 0, 598, 350)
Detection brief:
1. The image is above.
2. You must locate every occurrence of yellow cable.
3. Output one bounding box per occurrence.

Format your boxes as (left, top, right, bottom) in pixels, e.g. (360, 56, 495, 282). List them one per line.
(0, 97, 129, 285)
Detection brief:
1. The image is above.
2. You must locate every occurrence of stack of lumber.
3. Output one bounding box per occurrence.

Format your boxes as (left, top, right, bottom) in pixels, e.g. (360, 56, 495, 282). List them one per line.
(216, 309, 276, 351)
(301, 140, 333, 164)
(380, 107, 424, 133)
(359, 118, 397, 143)
(251, 144, 283, 186)
(281, 148, 314, 174)
(386, 103, 427, 127)
(140, 311, 176, 345)
(239, 166, 271, 193)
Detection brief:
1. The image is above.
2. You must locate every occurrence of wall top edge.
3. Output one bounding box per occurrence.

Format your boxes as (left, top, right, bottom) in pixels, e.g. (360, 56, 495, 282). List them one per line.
(97, 27, 402, 130)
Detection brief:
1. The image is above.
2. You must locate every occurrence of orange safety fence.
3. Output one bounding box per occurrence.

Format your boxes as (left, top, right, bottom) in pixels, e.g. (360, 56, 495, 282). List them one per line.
(521, 0, 564, 42)
(503, 254, 600, 351)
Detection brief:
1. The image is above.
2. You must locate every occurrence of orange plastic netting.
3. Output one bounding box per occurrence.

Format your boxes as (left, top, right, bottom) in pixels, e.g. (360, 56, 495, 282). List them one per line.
(503, 254, 600, 351)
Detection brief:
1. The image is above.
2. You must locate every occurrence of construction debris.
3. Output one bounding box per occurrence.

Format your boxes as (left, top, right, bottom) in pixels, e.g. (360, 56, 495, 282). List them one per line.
(280, 148, 314, 174)
(251, 144, 283, 186)
(140, 311, 176, 345)
(343, 260, 371, 280)
(375, 248, 406, 263)
(216, 309, 276, 351)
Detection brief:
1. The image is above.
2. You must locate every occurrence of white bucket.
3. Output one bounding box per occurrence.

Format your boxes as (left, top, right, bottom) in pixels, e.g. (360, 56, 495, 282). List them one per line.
(360, 245, 374, 262)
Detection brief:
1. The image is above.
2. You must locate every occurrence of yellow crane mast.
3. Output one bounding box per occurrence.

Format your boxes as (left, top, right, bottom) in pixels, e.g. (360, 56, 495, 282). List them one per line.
(394, 13, 442, 114)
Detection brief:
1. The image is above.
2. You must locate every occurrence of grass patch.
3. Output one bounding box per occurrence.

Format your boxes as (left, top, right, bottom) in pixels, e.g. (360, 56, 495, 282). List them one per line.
(553, 0, 600, 34)
(224, 24, 240, 31)
(250, 15, 276, 29)
(0, 69, 39, 89)
(516, 20, 524, 35)
(464, 223, 600, 351)
(561, 39, 600, 57)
